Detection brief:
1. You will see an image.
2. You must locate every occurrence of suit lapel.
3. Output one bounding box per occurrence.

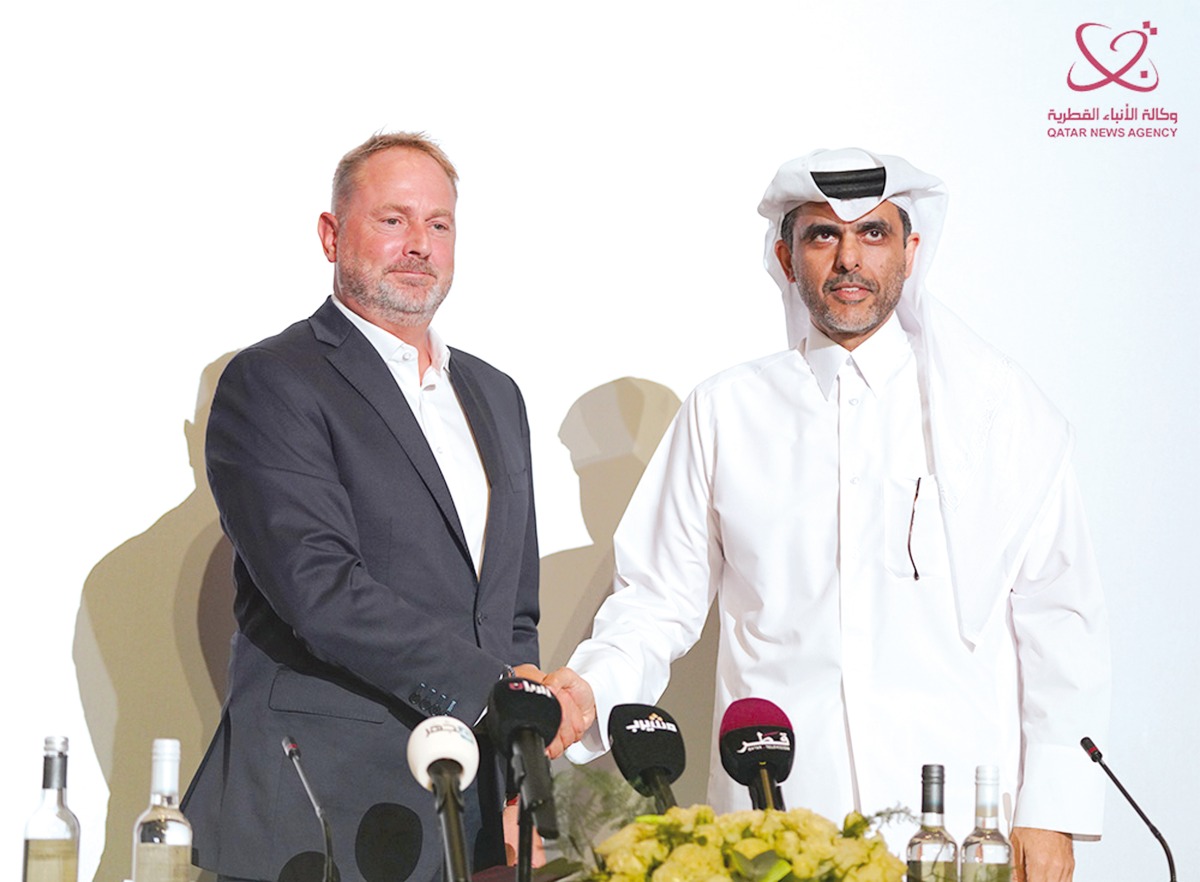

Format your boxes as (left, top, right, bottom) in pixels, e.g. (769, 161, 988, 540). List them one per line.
(309, 299, 472, 563)
(448, 351, 510, 588)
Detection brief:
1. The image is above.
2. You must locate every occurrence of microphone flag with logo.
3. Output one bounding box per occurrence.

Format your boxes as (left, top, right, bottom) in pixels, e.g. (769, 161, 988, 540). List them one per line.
(719, 698, 795, 811)
(485, 677, 560, 839)
(608, 703, 686, 814)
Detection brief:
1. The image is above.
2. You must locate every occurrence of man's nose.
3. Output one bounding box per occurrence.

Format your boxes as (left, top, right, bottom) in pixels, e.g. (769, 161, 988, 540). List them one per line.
(835, 237, 861, 272)
(405, 223, 431, 258)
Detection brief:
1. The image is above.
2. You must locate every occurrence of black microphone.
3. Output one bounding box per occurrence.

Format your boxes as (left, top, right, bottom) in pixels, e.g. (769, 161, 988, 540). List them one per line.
(719, 699, 794, 811)
(608, 704, 686, 814)
(485, 677, 560, 840)
(407, 716, 478, 882)
(281, 736, 337, 882)
(1080, 737, 1176, 882)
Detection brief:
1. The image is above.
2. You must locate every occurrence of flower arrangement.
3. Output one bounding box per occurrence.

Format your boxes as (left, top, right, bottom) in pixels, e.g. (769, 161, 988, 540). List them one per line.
(580, 804, 905, 882)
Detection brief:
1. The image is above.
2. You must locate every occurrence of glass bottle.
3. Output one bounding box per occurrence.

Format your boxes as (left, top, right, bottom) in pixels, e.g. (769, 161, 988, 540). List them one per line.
(906, 763, 959, 881)
(131, 738, 193, 882)
(961, 765, 1012, 882)
(23, 736, 80, 882)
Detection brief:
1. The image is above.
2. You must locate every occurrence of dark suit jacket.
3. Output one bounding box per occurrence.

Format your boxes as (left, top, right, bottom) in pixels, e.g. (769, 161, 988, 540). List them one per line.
(182, 297, 540, 882)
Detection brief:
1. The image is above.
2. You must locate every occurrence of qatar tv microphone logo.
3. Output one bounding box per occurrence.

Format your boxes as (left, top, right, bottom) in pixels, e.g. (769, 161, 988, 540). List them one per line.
(1067, 20, 1159, 92)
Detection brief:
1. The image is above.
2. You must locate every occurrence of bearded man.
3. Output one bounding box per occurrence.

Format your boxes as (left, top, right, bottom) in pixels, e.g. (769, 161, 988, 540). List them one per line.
(182, 133, 572, 882)
(547, 149, 1110, 882)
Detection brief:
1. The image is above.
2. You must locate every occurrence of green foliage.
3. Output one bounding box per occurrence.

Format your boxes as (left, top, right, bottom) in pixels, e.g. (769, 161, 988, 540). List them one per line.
(552, 765, 656, 864)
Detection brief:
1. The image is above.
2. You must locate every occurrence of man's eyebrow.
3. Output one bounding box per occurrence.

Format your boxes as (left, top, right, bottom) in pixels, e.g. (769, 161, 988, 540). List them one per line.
(855, 218, 893, 234)
(800, 222, 842, 239)
(375, 203, 454, 221)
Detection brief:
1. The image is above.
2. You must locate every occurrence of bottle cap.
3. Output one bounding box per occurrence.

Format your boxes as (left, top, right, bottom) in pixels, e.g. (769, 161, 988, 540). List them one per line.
(920, 763, 947, 813)
(150, 738, 182, 796)
(43, 735, 69, 754)
(152, 738, 181, 762)
(975, 764, 999, 785)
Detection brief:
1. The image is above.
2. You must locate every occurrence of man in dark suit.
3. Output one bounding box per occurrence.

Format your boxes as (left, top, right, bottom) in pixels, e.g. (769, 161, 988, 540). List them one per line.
(183, 133, 568, 882)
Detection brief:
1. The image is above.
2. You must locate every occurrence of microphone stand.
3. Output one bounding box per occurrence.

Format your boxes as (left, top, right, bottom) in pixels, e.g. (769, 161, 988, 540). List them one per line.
(281, 737, 335, 882)
(747, 767, 783, 811)
(1081, 737, 1176, 882)
(646, 770, 677, 815)
(517, 798, 534, 882)
(429, 760, 471, 882)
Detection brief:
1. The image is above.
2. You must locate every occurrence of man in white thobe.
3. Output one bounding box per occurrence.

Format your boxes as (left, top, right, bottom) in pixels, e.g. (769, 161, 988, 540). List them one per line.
(546, 149, 1110, 882)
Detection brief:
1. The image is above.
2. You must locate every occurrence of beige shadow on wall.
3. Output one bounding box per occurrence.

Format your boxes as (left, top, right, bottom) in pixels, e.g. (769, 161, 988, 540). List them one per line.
(539, 377, 719, 806)
(73, 353, 236, 882)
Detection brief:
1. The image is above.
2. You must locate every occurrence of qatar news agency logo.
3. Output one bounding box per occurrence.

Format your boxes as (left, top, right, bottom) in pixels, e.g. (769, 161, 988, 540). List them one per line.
(1047, 19, 1179, 140)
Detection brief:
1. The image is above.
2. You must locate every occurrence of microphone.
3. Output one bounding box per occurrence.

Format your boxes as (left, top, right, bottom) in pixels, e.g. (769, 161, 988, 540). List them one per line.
(281, 736, 337, 882)
(485, 677, 560, 839)
(719, 699, 794, 811)
(407, 716, 479, 882)
(607, 704, 686, 814)
(1080, 737, 1176, 882)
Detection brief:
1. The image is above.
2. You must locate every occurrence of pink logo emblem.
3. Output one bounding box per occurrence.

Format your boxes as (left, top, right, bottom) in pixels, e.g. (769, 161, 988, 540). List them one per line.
(1067, 21, 1159, 92)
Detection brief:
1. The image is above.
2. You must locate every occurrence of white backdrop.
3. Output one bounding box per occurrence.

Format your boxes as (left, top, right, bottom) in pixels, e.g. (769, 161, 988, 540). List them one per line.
(3, 1, 1196, 880)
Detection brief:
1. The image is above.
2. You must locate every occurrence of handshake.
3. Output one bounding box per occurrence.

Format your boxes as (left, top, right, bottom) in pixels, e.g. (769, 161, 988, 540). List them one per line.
(511, 664, 595, 759)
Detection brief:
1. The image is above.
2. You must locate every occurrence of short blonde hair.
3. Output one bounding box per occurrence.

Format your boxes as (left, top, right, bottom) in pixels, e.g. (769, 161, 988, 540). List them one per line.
(331, 132, 458, 213)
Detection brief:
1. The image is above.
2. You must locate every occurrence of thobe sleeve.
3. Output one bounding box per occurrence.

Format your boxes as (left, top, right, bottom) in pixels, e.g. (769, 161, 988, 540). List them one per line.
(565, 391, 720, 761)
(1010, 461, 1111, 836)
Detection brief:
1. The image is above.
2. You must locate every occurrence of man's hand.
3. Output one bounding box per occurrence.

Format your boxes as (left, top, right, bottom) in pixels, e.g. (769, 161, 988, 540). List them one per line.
(512, 663, 545, 683)
(1011, 826, 1074, 882)
(543, 667, 596, 758)
(509, 664, 592, 758)
(502, 801, 545, 868)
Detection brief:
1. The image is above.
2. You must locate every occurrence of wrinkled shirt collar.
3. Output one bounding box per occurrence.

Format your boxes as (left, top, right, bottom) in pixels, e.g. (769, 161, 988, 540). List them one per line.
(332, 294, 451, 377)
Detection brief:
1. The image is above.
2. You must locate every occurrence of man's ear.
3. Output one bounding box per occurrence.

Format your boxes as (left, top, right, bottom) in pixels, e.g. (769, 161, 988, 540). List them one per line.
(903, 231, 921, 279)
(774, 238, 796, 283)
(318, 212, 339, 263)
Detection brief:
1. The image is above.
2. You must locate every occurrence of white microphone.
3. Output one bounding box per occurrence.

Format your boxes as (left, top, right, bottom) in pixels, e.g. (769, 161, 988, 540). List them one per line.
(406, 716, 479, 882)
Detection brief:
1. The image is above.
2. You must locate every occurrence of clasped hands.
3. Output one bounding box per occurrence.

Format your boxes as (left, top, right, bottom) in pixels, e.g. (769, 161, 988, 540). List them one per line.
(511, 664, 595, 758)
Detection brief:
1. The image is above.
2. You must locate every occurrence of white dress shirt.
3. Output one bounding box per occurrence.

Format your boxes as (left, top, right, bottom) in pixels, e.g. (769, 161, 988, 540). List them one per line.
(566, 314, 1108, 849)
(333, 295, 489, 575)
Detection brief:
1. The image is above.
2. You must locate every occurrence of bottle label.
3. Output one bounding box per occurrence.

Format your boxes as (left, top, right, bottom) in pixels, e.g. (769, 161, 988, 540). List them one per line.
(133, 843, 191, 882)
(907, 859, 959, 882)
(963, 865, 1012, 882)
(23, 839, 78, 882)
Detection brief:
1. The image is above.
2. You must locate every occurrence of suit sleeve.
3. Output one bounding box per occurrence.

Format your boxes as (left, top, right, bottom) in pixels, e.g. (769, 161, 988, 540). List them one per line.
(1010, 461, 1111, 836)
(509, 385, 540, 667)
(207, 347, 517, 724)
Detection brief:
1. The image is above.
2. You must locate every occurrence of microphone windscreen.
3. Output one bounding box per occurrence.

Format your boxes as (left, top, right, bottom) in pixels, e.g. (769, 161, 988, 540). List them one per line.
(485, 677, 561, 755)
(718, 698, 794, 786)
(407, 716, 480, 790)
(608, 704, 686, 794)
(355, 803, 423, 882)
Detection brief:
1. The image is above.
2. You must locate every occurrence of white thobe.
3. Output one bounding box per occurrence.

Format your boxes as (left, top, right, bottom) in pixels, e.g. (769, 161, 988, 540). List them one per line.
(566, 315, 1108, 849)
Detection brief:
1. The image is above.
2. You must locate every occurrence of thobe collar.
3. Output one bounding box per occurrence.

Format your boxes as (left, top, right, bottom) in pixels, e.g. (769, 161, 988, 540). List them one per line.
(801, 312, 911, 401)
